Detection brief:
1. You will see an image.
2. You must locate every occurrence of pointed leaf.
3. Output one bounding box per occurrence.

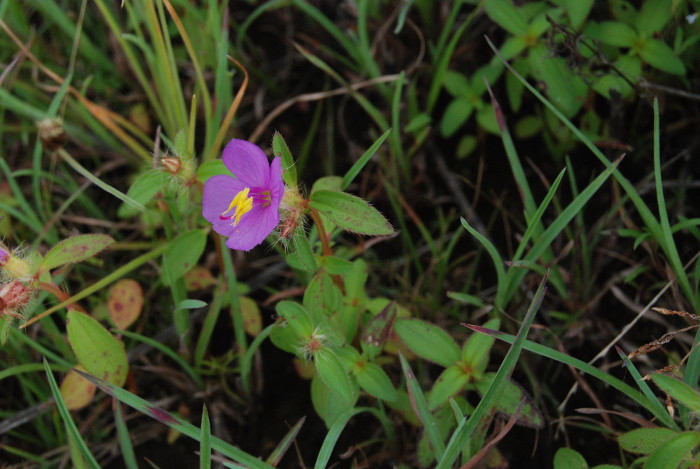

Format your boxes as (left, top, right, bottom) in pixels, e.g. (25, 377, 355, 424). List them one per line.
(618, 427, 677, 455)
(67, 311, 128, 387)
(272, 132, 297, 187)
(162, 229, 206, 285)
(427, 365, 470, 410)
(643, 432, 700, 469)
(309, 190, 394, 236)
(314, 349, 356, 405)
(117, 169, 169, 218)
(394, 318, 460, 367)
(354, 360, 398, 402)
(41, 234, 114, 271)
(638, 39, 686, 75)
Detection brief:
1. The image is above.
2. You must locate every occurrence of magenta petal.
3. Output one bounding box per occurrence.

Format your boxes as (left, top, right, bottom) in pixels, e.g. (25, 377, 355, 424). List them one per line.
(221, 139, 270, 187)
(224, 205, 280, 251)
(202, 175, 247, 237)
(267, 157, 285, 204)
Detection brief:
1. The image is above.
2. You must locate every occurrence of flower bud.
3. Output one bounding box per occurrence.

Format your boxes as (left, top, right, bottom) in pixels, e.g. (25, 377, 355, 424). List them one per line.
(37, 118, 67, 150)
(0, 280, 32, 319)
(0, 245, 33, 281)
(160, 155, 181, 175)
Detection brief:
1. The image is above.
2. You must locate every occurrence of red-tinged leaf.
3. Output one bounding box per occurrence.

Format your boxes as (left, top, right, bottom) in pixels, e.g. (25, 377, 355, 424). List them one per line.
(40, 234, 114, 272)
(183, 266, 217, 291)
(60, 365, 97, 411)
(108, 279, 143, 330)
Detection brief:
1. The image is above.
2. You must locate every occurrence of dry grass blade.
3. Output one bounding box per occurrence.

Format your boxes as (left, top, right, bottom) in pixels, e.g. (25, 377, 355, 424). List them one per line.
(628, 325, 698, 359)
(0, 19, 153, 161)
(652, 307, 700, 321)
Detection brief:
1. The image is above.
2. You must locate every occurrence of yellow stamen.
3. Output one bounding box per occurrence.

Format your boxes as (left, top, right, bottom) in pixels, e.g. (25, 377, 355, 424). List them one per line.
(222, 187, 254, 226)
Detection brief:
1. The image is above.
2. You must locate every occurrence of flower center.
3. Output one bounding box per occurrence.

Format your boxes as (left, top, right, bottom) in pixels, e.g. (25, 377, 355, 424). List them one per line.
(219, 188, 273, 226)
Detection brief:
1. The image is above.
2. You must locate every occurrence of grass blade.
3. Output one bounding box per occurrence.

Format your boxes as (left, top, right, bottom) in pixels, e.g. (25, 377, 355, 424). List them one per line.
(43, 358, 100, 469)
(200, 405, 212, 469)
(266, 416, 305, 465)
(114, 401, 139, 469)
(437, 271, 549, 468)
(74, 368, 274, 469)
(399, 353, 446, 461)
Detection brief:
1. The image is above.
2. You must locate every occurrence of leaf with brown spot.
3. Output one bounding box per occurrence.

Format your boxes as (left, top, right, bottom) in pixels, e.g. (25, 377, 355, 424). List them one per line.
(60, 365, 96, 410)
(240, 296, 262, 336)
(183, 266, 217, 291)
(40, 234, 114, 272)
(67, 310, 128, 387)
(108, 279, 143, 330)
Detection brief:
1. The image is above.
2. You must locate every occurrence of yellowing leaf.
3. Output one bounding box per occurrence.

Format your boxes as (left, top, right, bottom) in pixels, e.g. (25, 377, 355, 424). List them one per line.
(108, 279, 143, 330)
(60, 365, 97, 411)
(240, 296, 262, 336)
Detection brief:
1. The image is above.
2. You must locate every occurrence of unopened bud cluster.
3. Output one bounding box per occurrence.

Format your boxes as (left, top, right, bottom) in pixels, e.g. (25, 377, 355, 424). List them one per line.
(0, 243, 35, 320)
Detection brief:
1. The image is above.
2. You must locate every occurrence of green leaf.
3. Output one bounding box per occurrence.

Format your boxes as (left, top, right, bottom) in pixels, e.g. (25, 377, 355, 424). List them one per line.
(118, 169, 170, 218)
(643, 432, 700, 469)
(564, 0, 594, 29)
(440, 98, 474, 137)
(594, 21, 637, 47)
(290, 227, 318, 272)
(177, 299, 207, 309)
(484, 0, 528, 36)
(529, 47, 586, 117)
(651, 373, 700, 414)
(196, 160, 228, 184)
(427, 365, 470, 410)
(314, 348, 356, 405)
(443, 71, 470, 97)
(635, 0, 674, 35)
(275, 301, 314, 340)
(310, 374, 356, 428)
(353, 360, 398, 402)
(462, 318, 499, 373)
(272, 131, 297, 187)
(309, 190, 394, 236)
(66, 311, 128, 387)
(475, 373, 544, 428)
(162, 230, 206, 286)
(41, 234, 115, 272)
(638, 39, 686, 75)
(341, 129, 392, 191)
(553, 447, 588, 469)
(618, 427, 677, 455)
(394, 318, 460, 367)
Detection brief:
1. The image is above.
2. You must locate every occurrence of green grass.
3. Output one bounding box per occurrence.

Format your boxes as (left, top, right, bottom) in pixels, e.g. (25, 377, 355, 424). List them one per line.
(1, 1, 699, 467)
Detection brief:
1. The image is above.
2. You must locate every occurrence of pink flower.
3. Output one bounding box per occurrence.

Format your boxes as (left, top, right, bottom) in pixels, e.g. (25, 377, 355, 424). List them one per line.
(202, 139, 284, 251)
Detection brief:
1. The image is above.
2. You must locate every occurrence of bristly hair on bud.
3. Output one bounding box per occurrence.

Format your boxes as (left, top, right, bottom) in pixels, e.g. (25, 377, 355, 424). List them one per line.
(0, 243, 33, 282)
(298, 327, 326, 362)
(0, 280, 33, 320)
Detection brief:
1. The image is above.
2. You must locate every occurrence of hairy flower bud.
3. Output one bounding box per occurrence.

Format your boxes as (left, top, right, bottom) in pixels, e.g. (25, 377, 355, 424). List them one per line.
(0, 280, 32, 319)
